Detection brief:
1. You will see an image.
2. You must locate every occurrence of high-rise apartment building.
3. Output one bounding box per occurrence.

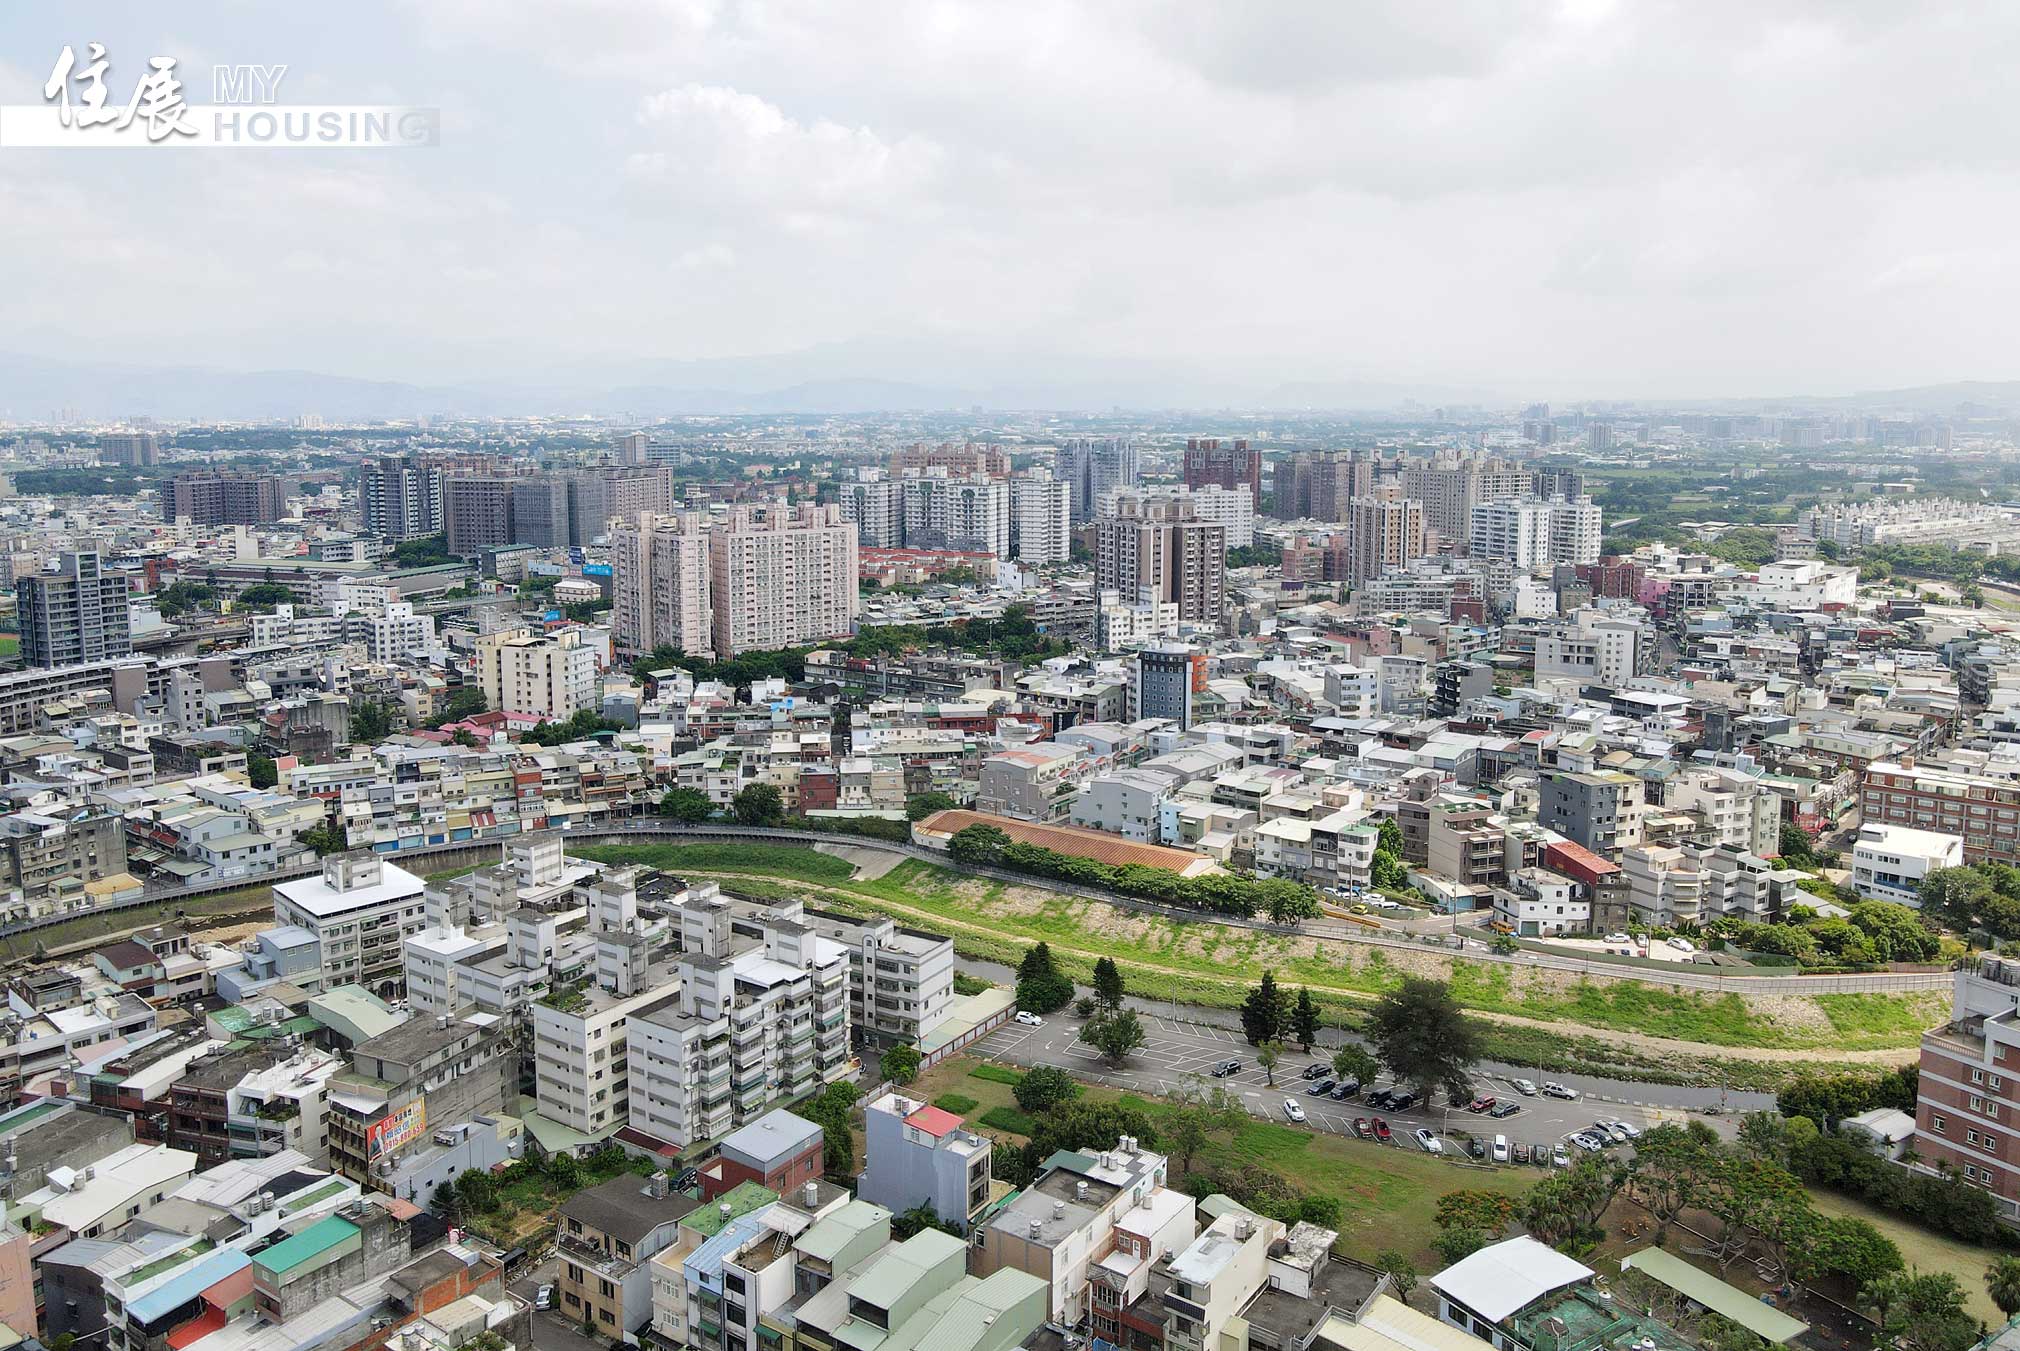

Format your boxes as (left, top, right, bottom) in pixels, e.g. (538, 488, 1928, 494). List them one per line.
(1548, 495, 1603, 566)
(1402, 455, 1531, 548)
(1054, 438, 1140, 522)
(1531, 466, 1586, 499)
(477, 626, 598, 721)
(1135, 644, 1203, 729)
(443, 475, 519, 556)
(1343, 496, 1426, 586)
(570, 466, 676, 544)
(900, 477, 1009, 557)
(161, 471, 286, 525)
(1095, 496, 1226, 629)
(1182, 437, 1262, 503)
(18, 550, 131, 668)
(839, 474, 905, 548)
(1469, 499, 1553, 571)
(1008, 470, 1072, 564)
(1100, 484, 1255, 548)
(511, 477, 572, 548)
(708, 502, 859, 657)
(99, 432, 158, 466)
(616, 432, 649, 465)
(1275, 451, 1371, 522)
(890, 442, 1009, 478)
(361, 456, 444, 541)
(611, 514, 714, 658)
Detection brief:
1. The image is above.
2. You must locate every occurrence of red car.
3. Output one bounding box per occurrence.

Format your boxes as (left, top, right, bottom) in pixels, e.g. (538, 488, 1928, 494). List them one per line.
(1468, 1096, 1496, 1113)
(1373, 1118, 1392, 1142)
(1352, 1117, 1372, 1138)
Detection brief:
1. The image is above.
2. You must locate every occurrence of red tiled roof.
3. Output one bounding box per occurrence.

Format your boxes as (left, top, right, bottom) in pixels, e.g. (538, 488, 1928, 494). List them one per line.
(915, 809, 1218, 876)
(903, 1105, 964, 1137)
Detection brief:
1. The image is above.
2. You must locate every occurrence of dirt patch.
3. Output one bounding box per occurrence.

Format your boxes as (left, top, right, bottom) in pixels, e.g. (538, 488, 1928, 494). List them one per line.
(812, 843, 909, 880)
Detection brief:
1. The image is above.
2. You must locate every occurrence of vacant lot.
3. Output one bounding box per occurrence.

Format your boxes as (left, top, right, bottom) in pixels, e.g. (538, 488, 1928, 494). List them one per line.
(1809, 1188, 2005, 1324)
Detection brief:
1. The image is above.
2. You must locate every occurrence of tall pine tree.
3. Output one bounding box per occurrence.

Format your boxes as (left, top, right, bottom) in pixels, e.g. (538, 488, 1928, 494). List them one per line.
(1291, 988, 1321, 1052)
(1240, 970, 1287, 1045)
(1093, 957, 1125, 1009)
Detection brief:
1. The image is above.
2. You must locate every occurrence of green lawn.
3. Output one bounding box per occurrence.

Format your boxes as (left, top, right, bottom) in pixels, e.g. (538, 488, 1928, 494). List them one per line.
(645, 847, 1935, 1069)
(0, 635, 17, 658)
(1808, 1189, 2005, 1324)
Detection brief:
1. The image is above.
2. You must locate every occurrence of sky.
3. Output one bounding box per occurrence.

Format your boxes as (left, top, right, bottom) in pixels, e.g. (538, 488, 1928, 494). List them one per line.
(1, 1, 2017, 405)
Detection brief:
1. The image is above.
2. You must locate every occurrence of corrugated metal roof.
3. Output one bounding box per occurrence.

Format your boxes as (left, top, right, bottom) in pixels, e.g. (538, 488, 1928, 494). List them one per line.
(252, 1216, 357, 1277)
(128, 1249, 252, 1325)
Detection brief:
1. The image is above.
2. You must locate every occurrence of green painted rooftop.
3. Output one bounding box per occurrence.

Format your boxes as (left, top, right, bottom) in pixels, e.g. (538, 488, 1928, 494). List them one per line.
(253, 1216, 357, 1275)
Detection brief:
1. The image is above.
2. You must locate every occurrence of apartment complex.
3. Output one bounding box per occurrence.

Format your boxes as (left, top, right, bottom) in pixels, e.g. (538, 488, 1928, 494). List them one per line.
(1095, 496, 1226, 630)
(161, 471, 287, 525)
(858, 1092, 991, 1228)
(477, 626, 598, 721)
(1275, 450, 1372, 523)
(1343, 496, 1426, 587)
(1914, 959, 2020, 1204)
(99, 431, 160, 466)
(272, 852, 429, 996)
(1008, 470, 1073, 564)
(1861, 760, 2020, 866)
(18, 550, 132, 668)
(443, 475, 521, 556)
(559, 1173, 701, 1335)
(1101, 485, 1255, 549)
(361, 455, 445, 540)
(612, 513, 715, 658)
(1181, 437, 1261, 503)
(1056, 437, 1140, 522)
(710, 503, 859, 658)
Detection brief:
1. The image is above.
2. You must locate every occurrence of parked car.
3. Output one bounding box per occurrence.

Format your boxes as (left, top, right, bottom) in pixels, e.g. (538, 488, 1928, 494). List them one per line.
(1284, 1098, 1307, 1123)
(536, 1285, 554, 1311)
(1352, 1117, 1372, 1138)
(1301, 1063, 1327, 1080)
(1552, 1145, 1571, 1168)
(1671, 938, 1696, 954)
(1467, 1095, 1496, 1113)
(1366, 1088, 1395, 1109)
(1414, 1128, 1443, 1154)
(1389, 1091, 1418, 1112)
(1492, 1135, 1510, 1163)
(1015, 1011, 1044, 1027)
(1615, 1121, 1643, 1140)
(673, 1167, 700, 1191)
(1489, 1102, 1521, 1119)
(1602, 1122, 1632, 1144)
(1308, 1078, 1336, 1096)
(1512, 1078, 1539, 1096)
(1604, 932, 1632, 944)
(1212, 1059, 1242, 1077)
(1372, 1118, 1392, 1142)
(1542, 1081, 1580, 1100)
(1467, 1138, 1487, 1159)
(1331, 1078, 1360, 1099)
(1570, 1132, 1604, 1151)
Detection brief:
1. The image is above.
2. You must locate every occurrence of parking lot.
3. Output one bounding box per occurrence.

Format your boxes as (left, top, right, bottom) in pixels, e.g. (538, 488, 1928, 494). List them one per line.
(981, 1013, 1694, 1163)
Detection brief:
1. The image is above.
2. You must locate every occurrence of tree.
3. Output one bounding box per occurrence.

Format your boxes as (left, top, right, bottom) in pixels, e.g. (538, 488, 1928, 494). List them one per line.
(454, 1167, 498, 1214)
(1374, 1251, 1417, 1302)
(1523, 1155, 1626, 1249)
(452, 729, 479, 748)
(1436, 1190, 1518, 1236)
(906, 792, 958, 821)
(1367, 978, 1479, 1100)
(246, 754, 278, 789)
(350, 698, 394, 742)
(1629, 1122, 1720, 1242)
(235, 581, 300, 610)
(1012, 1066, 1081, 1114)
(1016, 943, 1074, 1014)
(799, 1082, 861, 1175)
(1794, 1216, 1900, 1289)
(880, 1044, 921, 1086)
(1862, 1272, 1978, 1351)
(1990, 1255, 2020, 1318)
(1093, 957, 1125, 1010)
(1290, 988, 1321, 1053)
(659, 787, 715, 823)
(892, 1204, 962, 1241)
(1015, 1102, 1159, 1184)
(1920, 866, 1999, 932)
(1377, 818, 1404, 856)
(1080, 1008, 1148, 1067)
(1256, 1041, 1283, 1087)
(1163, 1079, 1246, 1173)
(1240, 971, 1287, 1045)
(731, 783, 784, 827)
(949, 824, 1010, 867)
(437, 686, 488, 724)
(1433, 1227, 1490, 1263)
(300, 820, 347, 856)
(1332, 1045, 1380, 1086)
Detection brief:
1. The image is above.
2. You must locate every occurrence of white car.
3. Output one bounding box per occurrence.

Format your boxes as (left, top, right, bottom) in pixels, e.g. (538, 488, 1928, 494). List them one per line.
(1413, 1127, 1442, 1154)
(1542, 1081, 1581, 1100)
(1283, 1098, 1307, 1124)
(1512, 1078, 1538, 1096)
(1604, 932, 1631, 944)
(1014, 1011, 1044, 1027)
(1491, 1135, 1510, 1163)
(1551, 1145, 1571, 1169)
(1615, 1121, 1643, 1140)
(1603, 1122, 1632, 1144)
(1670, 938, 1696, 954)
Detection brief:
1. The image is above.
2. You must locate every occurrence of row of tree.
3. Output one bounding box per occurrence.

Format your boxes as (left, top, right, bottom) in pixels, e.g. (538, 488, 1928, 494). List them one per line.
(1237, 971, 1480, 1101)
(1921, 862, 2020, 941)
(950, 824, 1322, 922)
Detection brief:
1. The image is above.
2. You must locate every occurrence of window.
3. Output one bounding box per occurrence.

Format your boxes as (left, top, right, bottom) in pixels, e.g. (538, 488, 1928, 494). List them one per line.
(1932, 1114, 1948, 1133)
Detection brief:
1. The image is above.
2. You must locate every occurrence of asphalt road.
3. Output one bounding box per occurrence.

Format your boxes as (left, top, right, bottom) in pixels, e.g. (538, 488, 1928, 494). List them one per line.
(979, 1014, 1724, 1162)
(508, 1256, 605, 1351)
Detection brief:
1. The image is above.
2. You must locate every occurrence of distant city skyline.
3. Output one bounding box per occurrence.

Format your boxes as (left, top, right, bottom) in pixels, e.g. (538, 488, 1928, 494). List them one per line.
(4, 4, 2019, 404)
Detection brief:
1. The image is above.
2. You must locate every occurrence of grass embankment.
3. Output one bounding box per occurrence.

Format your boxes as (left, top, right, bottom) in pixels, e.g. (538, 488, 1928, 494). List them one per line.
(574, 844, 1937, 1089)
(914, 1054, 1536, 1267)
(0, 883, 276, 961)
(1808, 1189, 2005, 1325)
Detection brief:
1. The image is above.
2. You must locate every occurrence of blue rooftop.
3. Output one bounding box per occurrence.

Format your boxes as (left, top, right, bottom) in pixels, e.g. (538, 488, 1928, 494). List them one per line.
(684, 1205, 775, 1288)
(128, 1249, 251, 1325)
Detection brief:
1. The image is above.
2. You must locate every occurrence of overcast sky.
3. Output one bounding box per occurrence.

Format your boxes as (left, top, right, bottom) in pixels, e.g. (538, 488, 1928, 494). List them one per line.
(1, 2, 2015, 403)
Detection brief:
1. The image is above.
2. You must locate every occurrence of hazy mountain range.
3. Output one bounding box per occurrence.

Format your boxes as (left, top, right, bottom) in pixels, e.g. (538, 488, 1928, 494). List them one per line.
(0, 346, 2015, 422)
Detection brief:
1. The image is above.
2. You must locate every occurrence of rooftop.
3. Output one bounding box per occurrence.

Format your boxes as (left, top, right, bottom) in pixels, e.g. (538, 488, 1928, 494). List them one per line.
(558, 1175, 699, 1244)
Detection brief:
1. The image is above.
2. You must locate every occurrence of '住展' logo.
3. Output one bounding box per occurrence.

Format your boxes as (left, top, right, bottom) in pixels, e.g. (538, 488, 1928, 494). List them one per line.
(1, 42, 439, 148)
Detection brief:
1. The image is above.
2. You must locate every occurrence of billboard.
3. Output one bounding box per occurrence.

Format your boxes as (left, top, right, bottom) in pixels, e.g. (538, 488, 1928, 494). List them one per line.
(368, 1100, 426, 1159)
